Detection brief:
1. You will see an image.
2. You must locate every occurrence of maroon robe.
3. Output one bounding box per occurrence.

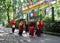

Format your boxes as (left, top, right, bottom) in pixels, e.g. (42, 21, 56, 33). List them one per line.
(40, 21, 44, 33)
(40, 21, 44, 29)
(25, 22, 29, 32)
(36, 21, 41, 36)
(36, 25, 41, 36)
(29, 22, 34, 36)
(19, 23, 24, 36)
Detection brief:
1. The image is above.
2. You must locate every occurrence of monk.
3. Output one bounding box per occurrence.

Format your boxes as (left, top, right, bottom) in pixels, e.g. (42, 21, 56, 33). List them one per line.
(19, 21, 24, 36)
(25, 21, 29, 33)
(36, 21, 41, 37)
(29, 19, 35, 38)
(40, 21, 44, 33)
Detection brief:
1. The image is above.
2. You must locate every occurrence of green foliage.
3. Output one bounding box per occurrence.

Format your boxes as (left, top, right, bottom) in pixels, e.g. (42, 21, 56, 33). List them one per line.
(43, 15, 52, 22)
(6, 24, 11, 28)
(43, 13, 60, 33)
(44, 21, 60, 33)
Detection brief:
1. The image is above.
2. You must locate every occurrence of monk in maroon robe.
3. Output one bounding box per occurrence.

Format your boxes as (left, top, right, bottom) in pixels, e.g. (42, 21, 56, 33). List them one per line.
(29, 20, 35, 38)
(19, 21, 24, 36)
(40, 21, 44, 33)
(25, 21, 29, 33)
(36, 21, 41, 36)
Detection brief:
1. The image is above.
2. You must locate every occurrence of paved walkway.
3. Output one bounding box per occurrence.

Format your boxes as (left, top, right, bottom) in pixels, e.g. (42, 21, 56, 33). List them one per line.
(0, 25, 60, 43)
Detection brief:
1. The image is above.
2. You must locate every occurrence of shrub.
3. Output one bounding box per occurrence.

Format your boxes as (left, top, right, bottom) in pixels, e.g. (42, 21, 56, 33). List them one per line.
(44, 21, 60, 33)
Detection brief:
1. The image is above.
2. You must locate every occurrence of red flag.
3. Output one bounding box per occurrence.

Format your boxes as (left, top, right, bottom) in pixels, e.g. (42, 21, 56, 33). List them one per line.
(29, 1, 33, 5)
(33, 12, 36, 17)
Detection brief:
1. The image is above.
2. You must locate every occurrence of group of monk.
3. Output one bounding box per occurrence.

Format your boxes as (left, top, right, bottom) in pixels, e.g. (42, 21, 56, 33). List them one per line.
(11, 19, 44, 38)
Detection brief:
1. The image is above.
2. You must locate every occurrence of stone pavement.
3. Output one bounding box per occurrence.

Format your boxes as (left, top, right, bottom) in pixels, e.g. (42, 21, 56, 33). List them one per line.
(0, 25, 60, 43)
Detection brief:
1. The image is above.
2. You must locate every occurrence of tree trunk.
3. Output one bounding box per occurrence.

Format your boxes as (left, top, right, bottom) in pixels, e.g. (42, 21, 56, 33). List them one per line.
(7, 7, 10, 23)
(52, 7, 54, 22)
(13, 4, 16, 19)
(40, 14, 42, 20)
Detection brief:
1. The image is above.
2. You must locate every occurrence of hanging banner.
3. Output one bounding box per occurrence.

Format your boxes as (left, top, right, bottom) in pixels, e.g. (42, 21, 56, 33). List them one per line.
(44, 0, 56, 2)
(57, 0, 60, 4)
(44, 0, 56, 5)
(33, 12, 36, 17)
(36, 9, 39, 16)
(39, 10, 43, 15)
(22, 0, 56, 14)
(30, 13, 33, 17)
(22, 1, 43, 14)
(28, 12, 33, 17)
(29, 1, 33, 6)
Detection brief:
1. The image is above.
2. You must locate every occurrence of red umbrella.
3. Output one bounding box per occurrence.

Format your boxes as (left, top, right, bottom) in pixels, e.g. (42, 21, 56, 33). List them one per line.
(8, 20, 16, 26)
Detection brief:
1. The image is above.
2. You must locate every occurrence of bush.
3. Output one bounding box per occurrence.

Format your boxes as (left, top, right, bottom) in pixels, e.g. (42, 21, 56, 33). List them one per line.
(6, 24, 11, 28)
(44, 21, 60, 33)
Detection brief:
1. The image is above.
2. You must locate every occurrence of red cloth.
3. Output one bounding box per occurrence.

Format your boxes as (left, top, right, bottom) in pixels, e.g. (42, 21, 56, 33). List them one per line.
(37, 25, 41, 29)
(37, 21, 41, 29)
(40, 21, 44, 28)
(33, 12, 36, 17)
(19, 24, 24, 33)
(37, 21, 44, 29)
(29, 1, 33, 5)
(29, 26, 34, 36)
(29, 22, 35, 36)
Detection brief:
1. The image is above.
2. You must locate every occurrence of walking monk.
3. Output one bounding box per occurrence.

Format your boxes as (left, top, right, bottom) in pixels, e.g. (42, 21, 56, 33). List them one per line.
(36, 20, 44, 37)
(36, 20, 41, 37)
(19, 21, 24, 36)
(29, 19, 35, 38)
(25, 21, 29, 33)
